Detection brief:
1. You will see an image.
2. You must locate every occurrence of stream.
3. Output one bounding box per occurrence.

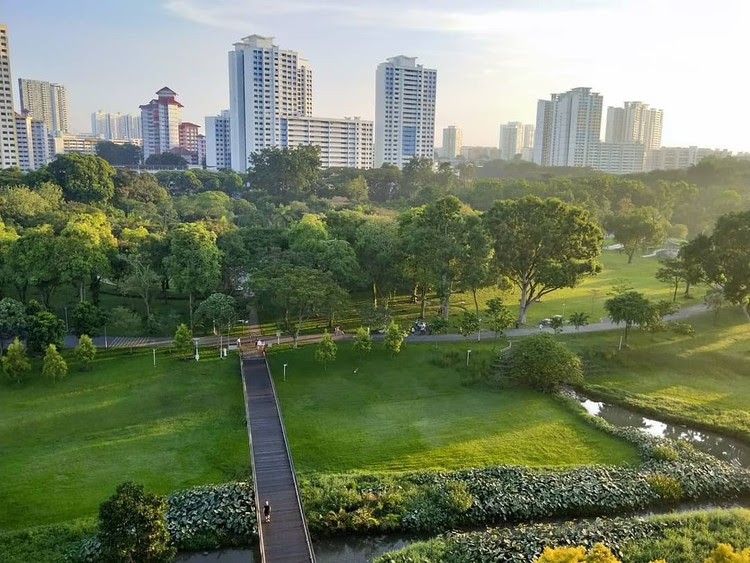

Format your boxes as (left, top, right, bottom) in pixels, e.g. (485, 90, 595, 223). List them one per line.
(179, 395, 750, 562)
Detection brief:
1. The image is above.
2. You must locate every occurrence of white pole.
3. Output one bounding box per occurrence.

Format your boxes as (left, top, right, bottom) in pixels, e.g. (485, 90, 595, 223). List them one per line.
(283, 363, 287, 382)
(618, 335, 623, 351)
(153, 348, 156, 367)
(104, 325, 108, 349)
(466, 349, 472, 366)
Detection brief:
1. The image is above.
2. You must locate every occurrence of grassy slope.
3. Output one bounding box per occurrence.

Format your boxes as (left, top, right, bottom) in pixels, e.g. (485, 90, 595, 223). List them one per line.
(269, 341, 639, 473)
(0, 350, 248, 531)
(259, 250, 700, 336)
(563, 309, 750, 440)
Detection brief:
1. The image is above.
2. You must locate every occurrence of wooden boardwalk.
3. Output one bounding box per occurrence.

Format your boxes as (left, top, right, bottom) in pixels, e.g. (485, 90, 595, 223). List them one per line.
(241, 355, 316, 563)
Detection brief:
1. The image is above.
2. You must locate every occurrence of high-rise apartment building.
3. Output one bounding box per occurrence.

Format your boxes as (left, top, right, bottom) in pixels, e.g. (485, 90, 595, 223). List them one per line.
(14, 113, 33, 171)
(375, 55, 437, 168)
(0, 25, 18, 168)
(228, 35, 313, 172)
(499, 121, 534, 160)
(205, 110, 231, 170)
(441, 126, 462, 159)
(533, 87, 603, 167)
(30, 119, 50, 169)
(178, 122, 200, 153)
(281, 116, 373, 169)
(18, 79, 69, 133)
(91, 110, 140, 140)
(139, 87, 183, 160)
(605, 101, 663, 150)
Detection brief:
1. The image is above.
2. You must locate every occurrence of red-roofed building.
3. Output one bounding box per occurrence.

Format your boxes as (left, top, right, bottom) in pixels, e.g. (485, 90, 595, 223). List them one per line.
(140, 86, 183, 160)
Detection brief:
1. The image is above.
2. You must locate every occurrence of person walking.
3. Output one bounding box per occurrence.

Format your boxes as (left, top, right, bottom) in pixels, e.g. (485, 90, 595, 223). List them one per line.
(263, 500, 271, 523)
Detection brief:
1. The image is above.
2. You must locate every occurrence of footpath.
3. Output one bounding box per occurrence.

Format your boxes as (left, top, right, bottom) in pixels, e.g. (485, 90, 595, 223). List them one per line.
(62, 302, 710, 349)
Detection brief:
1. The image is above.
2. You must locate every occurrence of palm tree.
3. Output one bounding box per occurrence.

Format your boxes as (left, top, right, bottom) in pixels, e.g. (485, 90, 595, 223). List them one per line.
(569, 311, 590, 331)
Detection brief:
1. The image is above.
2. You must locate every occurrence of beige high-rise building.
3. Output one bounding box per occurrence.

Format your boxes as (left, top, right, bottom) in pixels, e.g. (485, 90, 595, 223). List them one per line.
(139, 87, 183, 160)
(499, 121, 534, 160)
(18, 78, 69, 133)
(0, 25, 18, 168)
(442, 125, 462, 159)
(605, 101, 663, 150)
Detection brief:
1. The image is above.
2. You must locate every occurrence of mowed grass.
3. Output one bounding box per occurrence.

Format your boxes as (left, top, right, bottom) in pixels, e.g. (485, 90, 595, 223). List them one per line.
(0, 350, 248, 531)
(564, 309, 750, 439)
(268, 341, 639, 473)
(259, 250, 698, 336)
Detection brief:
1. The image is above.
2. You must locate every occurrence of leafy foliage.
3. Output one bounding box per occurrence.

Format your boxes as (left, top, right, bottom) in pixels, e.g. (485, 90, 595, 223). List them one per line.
(42, 344, 67, 384)
(75, 334, 97, 370)
(384, 321, 407, 356)
(47, 153, 115, 203)
(0, 297, 27, 349)
(352, 327, 372, 360)
(2, 337, 30, 383)
(26, 312, 66, 356)
(172, 323, 193, 360)
(314, 331, 337, 369)
(535, 543, 620, 563)
(70, 301, 106, 337)
(604, 291, 653, 346)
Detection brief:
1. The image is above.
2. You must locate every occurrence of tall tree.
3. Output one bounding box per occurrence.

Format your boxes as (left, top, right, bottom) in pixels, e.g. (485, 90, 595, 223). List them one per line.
(701, 210, 750, 321)
(47, 153, 115, 203)
(165, 223, 221, 333)
(655, 258, 687, 302)
(5, 225, 59, 305)
(485, 196, 603, 324)
(247, 145, 321, 199)
(677, 235, 708, 298)
(458, 214, 494, 314)
(119, 253, 160, 319)
(354, 217, 403, 309)
(195, 292, 237, 335)
(27, 312, 66, 355)
(605, 207, 667, 263)
(0, 298, 27, 352)
(604, 291, 653, 346)
(57, 215, 116, 302)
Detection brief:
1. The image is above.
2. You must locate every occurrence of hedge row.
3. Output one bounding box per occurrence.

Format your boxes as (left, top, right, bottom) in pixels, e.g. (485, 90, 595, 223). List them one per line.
(300, 410, 750, 537)
(73, 482, 256, 561)
(374, 508, 750, 563)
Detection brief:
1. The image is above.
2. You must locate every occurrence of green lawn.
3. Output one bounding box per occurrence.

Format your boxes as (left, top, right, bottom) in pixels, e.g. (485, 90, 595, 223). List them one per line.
(268, 341, 639, 473)
(563, 309, 750, 440)
(259, 249, 700, 336)
(0, 350, 248, 531)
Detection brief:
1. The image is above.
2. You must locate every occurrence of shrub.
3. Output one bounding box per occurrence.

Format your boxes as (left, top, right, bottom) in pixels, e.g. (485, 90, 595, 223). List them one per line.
(651, 445, 680, 462)
(27, 312, 65, 355)
(669, 321, 696, 336)
(384, 321, 407, 356)
(536, 543, 620, 562)
(314, 331, 337, 370)
(352, 326, 372, 361)
(495, 333, 583, 392)
(172, 323, 193, 360)
(70, 302, 105, 337)
(42, 344, 67, 384)
(2, 336, 30, 383)
(704, 543, 750, 563)
(403, 481, 473, 533)
(75, 335, 96, 370)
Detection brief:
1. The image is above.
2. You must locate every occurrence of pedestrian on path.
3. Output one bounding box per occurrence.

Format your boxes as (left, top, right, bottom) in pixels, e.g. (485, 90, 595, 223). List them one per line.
(263, 500, 271, 523)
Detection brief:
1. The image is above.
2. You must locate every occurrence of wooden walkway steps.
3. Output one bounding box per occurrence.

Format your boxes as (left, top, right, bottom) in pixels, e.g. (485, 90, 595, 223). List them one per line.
(241, 356, 316, 563)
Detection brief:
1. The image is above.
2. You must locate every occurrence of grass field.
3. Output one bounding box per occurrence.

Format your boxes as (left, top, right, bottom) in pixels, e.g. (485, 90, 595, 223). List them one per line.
(268, 341, 640, 473)
(259, 249, 701, 336)
(0, 350, 248, 531)
(562, 308, 750, 440)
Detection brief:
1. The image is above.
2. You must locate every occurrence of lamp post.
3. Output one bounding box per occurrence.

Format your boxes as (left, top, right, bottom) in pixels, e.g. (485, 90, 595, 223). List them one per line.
(466, 349, 472, 366)
(283, 363, 288, 382)
(194, 338, 200, 361)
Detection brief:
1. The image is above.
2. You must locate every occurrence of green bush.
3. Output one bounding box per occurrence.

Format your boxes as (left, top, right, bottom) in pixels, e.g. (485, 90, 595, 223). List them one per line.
(650, 445, 680, 462)
(646, 474, 683, 502)
(402, 481, 473, 532)
(668, 321, 696, 336)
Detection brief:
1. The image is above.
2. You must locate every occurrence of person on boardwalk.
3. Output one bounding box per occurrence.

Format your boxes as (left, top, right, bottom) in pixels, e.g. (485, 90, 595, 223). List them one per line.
(263, 500, 271, 523)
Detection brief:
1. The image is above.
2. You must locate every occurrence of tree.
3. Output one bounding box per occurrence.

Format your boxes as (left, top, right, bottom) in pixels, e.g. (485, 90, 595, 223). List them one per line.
(70, 301, 106, 337)
(458, 214, 494, 314)
(549, 316, 565, 334)
(2, 337, 30, 383)
(5, 225, 60, 306)
(253, 265, 345, 348)
(352, 327, 372, 364)
(429, 315, 449, 335)
(354, 218, 404, 308)
(501, 333, 583, 393)
(314, 331, 337, 370)
(172, 323, 193, 360)
(677, 234, 709, 297)
(605, 207, 667, 263)
(458, 311, 480, 340)
(340, 175, 368, 201)
(98, 481, 175, 563)
(75, 334, 97, 370)
(42, 344, 67, 384)
(604, 291, 653, 347)
(119, 253, 160, 319)
(384, 320, 407, 356)
(47, 153, 115, 203)
(57, 215, 116, 302)
(108, 306, 143, 336)
(166, 223, 221, 333)
(655, 257, 686, 302)
(705, 288, 727, 321)
(195, 292, 237, 335)
(27, 312, 66, 355)
(485, 196, 603, 325)
(247, 145, 321, 199)
(145, 152, 188, 166)
(96, 141, 142, 166)
(700, 210, 750, 322)
(569, 311, 590, 331)
(0, 298, 27, 352)
(485, 297, 514, 339)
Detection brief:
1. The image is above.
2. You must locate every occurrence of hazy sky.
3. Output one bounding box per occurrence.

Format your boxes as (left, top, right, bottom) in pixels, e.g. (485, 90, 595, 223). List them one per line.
(3, 0, 749, 151)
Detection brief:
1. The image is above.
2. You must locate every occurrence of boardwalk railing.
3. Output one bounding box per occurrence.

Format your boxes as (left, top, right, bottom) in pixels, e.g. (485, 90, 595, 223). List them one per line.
(241, 354, 316, 563)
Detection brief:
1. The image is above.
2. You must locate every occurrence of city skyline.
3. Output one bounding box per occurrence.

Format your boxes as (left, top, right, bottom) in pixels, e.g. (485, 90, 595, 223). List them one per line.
(3, 0, 750, 152)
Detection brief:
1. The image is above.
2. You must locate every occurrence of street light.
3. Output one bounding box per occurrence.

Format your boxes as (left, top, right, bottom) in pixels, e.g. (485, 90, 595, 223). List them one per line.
(194, 338, 200, 361)
(466, 349, 472, 366)
(283, 363, 288, 381)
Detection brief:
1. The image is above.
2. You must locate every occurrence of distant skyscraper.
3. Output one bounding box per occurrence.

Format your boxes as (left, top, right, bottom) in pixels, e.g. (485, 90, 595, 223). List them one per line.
(375, 55, 437, 168)
(281, 116, 373, 169)
(179, 122, 200, 153)
(442, 126, 462, 159)
(18, 78, 68, 133)
(0, 25, 19, 168)
(139, 87, 183, 160)
(14, 113, 33, 171)
(30, 119, 50, 169)
(533, 87, 603, 167)
(205, 110, 231, 170)
(499, 122, 535, 160)
(228, 35, 313, 172)
(605, 102, 663, 150)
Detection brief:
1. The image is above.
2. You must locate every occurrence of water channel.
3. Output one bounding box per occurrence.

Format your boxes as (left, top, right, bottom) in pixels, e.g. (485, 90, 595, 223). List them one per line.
(179, 395, 750, 562)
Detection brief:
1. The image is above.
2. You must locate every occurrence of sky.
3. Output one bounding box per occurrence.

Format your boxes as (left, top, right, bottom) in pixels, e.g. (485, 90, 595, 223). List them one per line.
(3, 0, 750, 152)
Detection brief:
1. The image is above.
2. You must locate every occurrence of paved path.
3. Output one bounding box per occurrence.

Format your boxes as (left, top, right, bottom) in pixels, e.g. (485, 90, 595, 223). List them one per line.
(241, 356, 316, 563)
(63, 303, 710, 349)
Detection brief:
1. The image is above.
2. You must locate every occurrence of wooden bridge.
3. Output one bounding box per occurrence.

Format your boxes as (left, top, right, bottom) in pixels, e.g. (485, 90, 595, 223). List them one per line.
(241, 354, 316, 563)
